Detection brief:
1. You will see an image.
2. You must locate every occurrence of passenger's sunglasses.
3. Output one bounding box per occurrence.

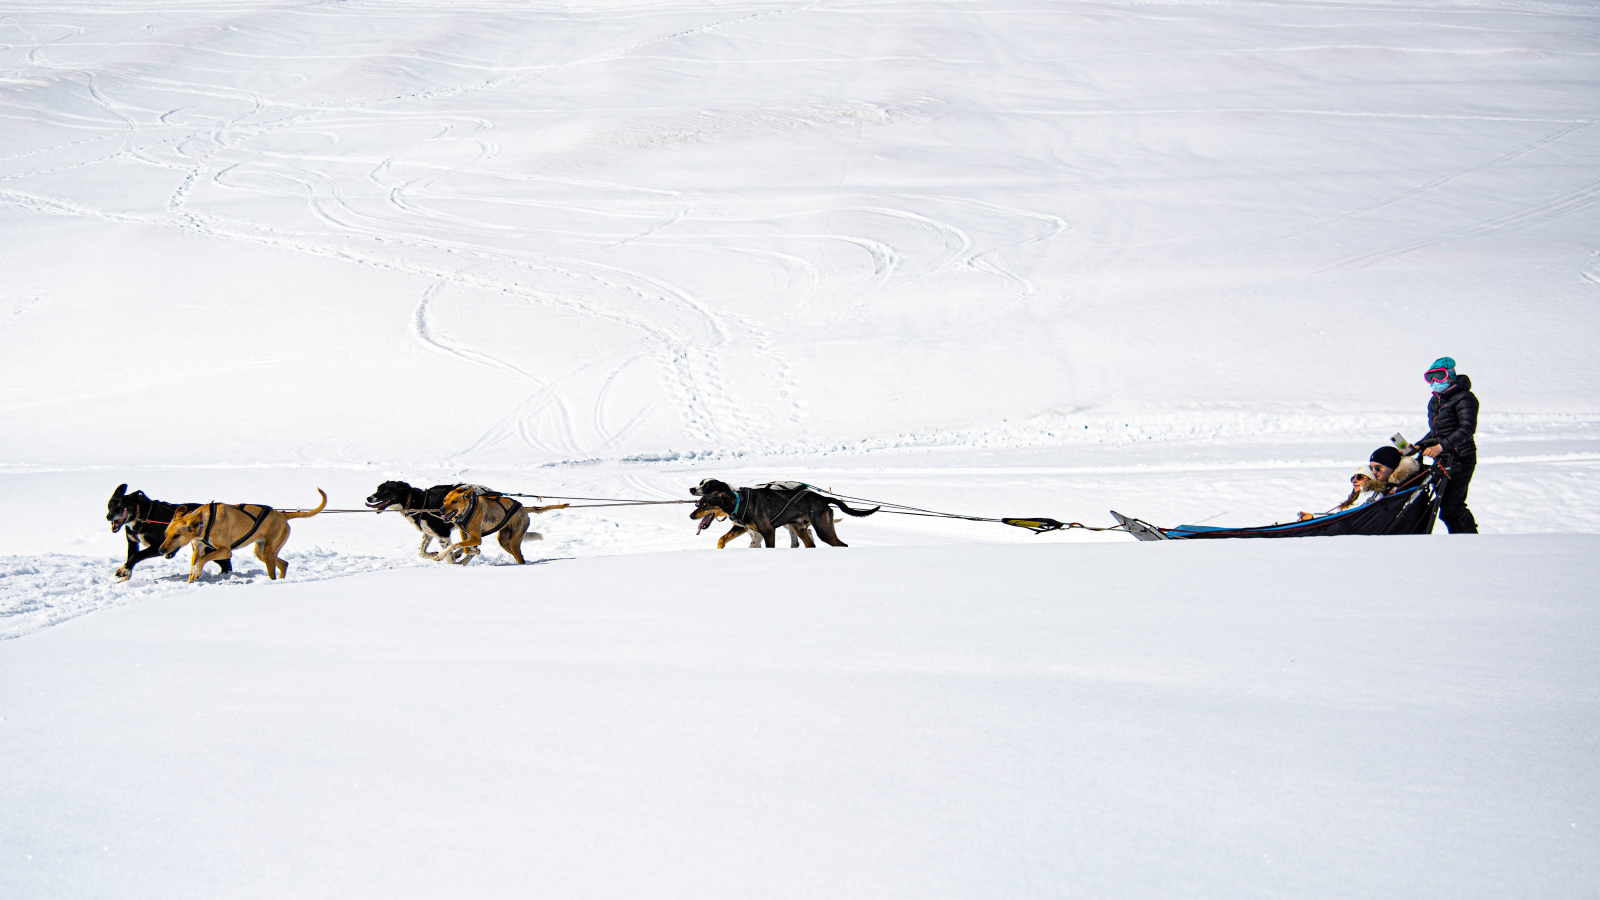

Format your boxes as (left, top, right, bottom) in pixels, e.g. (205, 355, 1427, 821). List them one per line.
(1424, 367, 1452, 384)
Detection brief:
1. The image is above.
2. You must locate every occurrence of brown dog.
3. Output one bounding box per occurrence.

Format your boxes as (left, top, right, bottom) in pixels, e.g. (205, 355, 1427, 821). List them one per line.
(161, 489, 327, 582)
(438, 486, 566, 564)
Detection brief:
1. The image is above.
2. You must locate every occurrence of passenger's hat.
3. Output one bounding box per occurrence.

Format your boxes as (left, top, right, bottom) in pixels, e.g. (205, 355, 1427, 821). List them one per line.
(1369, 446, 1403, 470)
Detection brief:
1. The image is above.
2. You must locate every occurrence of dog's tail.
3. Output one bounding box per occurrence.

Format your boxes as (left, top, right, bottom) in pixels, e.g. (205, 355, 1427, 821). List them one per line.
(283, 488, 328, 519)
(826, 496, 879, 517)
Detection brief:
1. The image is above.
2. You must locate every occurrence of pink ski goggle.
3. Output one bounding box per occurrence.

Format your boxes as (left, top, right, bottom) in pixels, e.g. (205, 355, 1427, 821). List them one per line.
(1424, 367, 1452, 384)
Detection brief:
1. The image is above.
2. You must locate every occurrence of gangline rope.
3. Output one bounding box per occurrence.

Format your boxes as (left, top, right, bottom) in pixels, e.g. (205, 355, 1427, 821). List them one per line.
(810, 488, 1128, 534)
(195, 491, 1107, 533)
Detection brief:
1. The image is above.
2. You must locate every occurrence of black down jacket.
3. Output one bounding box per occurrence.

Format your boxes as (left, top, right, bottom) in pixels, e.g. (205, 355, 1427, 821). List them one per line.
(1422, 374, 1479, 463)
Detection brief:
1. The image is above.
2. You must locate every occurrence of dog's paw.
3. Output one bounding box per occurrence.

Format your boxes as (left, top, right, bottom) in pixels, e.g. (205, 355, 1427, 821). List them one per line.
(114, 567, 131, 582)
(527, 532, 543, 541)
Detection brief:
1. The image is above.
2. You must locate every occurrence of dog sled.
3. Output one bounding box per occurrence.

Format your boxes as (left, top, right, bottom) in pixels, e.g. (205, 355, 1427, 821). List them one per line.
(1110, 463, 1448, 541)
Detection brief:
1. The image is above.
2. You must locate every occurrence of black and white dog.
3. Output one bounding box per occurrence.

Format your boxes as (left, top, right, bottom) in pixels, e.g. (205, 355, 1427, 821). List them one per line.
(106, 483, 232, 581)
(365, 481, 467, 558)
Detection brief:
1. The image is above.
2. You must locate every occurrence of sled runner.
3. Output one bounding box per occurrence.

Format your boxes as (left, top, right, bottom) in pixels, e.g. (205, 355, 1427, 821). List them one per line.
(1111, 463, 1448, 540)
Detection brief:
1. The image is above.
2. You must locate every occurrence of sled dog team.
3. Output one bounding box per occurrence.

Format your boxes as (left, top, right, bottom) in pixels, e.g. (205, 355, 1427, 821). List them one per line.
(105, 358, 1480, 582)
(107, 478, 880, 583)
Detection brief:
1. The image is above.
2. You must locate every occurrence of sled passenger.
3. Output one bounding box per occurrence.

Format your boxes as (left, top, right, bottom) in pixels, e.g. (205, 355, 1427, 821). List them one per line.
(1339, 466, 1387, 511)
(1298, 446, 1421, 520)
(1299, 466, 1379, 521)
(1366, 445, 1420, 489)
(1417, 356, 1479, 533)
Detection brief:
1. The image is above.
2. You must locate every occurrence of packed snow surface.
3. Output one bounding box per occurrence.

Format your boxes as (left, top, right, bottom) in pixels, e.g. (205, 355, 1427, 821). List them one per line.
(1, 0, 1597, 894)
(3, 538, 1599, 897)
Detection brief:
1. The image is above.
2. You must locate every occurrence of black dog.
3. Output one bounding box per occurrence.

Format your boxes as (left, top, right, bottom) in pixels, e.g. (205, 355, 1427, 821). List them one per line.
(689, 478, 879, 548)
(688, 478, 812, 548)
(684, 477, 819, 547)
(365, 480, 465, 558)
(107, 483, 231, 581)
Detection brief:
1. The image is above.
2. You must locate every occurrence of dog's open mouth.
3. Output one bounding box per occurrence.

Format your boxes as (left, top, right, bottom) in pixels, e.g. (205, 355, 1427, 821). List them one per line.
(364, 498, 391, 510)
(695, 511, 718, 534)
(110, 510, 130, 532)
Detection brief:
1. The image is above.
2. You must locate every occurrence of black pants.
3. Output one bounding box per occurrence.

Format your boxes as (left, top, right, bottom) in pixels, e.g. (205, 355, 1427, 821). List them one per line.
(1439, 459, 1479, 534)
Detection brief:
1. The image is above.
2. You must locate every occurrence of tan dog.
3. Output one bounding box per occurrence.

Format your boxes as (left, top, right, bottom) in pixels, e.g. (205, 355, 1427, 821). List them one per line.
(161, 489, 327, 582)
(438, 487, 566, 565)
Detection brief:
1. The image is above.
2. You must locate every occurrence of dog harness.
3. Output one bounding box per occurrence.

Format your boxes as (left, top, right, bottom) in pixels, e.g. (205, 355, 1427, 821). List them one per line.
(767, 487, 815, 526)
(200, 502, 273, 551)
(398, 487, 432, 524)
(453, 493, 523, 536)
(481, 496, 523, 536)
(749, 481, 807, 491)
(395, 485, 456, 526)
(730, 484, 813, 527)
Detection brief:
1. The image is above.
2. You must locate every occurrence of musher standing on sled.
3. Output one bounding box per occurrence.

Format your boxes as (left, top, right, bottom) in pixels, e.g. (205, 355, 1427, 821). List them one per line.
(1418, 356, 1479, 533)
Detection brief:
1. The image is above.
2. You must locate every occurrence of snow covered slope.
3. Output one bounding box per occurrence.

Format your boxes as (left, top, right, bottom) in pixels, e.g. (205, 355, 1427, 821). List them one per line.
(1, 0, 1597, 470)
(3, 538, 1598, 897)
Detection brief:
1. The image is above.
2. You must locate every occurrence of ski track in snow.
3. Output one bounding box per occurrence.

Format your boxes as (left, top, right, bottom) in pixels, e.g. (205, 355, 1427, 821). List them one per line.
(1288, 120, 1595, 240)
(0, 550, 429, 642)
(0, 537, 601, 642)
(1324, 173, 1600, 272)
(0, 2, 1073, 460)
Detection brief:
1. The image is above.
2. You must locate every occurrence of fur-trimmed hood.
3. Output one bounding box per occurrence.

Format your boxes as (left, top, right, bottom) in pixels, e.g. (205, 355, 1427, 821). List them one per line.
(1386, 455, 1422, 487)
